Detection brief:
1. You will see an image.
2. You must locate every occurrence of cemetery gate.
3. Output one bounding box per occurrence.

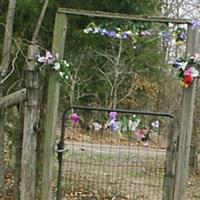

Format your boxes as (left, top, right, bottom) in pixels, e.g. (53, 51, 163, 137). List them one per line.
(55, 105, 178, 200)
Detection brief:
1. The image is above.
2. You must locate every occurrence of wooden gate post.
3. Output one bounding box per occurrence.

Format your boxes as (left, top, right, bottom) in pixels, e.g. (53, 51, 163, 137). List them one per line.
(41, 12, 67, 200)
(173, 24, 198, 200)
(20, 44, 40, 200)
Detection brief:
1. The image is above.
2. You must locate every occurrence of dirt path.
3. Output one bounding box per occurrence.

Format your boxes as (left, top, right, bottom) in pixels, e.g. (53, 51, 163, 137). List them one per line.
(64, 141, 166, 158)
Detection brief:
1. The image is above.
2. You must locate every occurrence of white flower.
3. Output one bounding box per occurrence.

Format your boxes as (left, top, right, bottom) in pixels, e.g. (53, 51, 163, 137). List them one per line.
(83, 27, 93, 33)
(151, 121, 159, 129)
(59, 71, 64, 77)
(53, 62, 60, 71)
(116, 33, 122, 39)
(93, 27, 101, 34)
(65, 75, 69, 79)
(190, 67, 199, 77)
(64, 60, 69, 67)
(55, 53, 59, 59)
(124, 30, 133, 36)
(37, 56, 45, 63)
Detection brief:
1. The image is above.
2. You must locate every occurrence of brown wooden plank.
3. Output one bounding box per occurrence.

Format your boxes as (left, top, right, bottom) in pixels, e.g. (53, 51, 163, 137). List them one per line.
(0, 88, 26, 109)
(41, 12, 68, 200)
(174, 24, 198, 200)
(58, 7, 191, 24)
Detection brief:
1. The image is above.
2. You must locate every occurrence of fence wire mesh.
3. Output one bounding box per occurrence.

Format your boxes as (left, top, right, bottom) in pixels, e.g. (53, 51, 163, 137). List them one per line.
(56, 106, 173, 200)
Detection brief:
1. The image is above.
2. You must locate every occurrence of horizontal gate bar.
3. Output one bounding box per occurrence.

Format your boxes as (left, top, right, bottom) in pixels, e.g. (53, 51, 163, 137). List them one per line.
(64, 105, 175, 119)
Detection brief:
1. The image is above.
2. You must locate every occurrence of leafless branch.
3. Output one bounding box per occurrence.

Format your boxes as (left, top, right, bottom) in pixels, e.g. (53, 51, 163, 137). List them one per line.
(32, 0, 49, 43)
(97, 67, 113, 88)
(91, 48, 115, 65)
(0, 48, 20, 85)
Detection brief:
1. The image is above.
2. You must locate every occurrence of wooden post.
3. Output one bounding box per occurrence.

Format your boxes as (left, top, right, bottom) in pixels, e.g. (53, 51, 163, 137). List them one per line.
(41, 12, 67, 200)
(173, 24, 197, 200)
(188, 27, 200, 172)
(162, 119, 179, 200)
(20, 44, 40, 200)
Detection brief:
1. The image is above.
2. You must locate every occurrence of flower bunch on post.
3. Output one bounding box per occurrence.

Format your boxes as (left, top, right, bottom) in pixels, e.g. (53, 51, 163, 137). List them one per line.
(172, 54, 200, 88)
(34, 51, 71, 81)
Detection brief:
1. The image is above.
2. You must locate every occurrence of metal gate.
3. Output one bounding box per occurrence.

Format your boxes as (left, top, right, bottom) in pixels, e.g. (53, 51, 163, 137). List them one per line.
(56, 106, 178, 200)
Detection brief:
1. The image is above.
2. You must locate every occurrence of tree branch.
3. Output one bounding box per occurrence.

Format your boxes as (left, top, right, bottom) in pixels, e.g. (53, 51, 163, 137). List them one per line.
(91, 48, 115, 65)
(32, 0, 49, 43)
(0, 48, 19, 85)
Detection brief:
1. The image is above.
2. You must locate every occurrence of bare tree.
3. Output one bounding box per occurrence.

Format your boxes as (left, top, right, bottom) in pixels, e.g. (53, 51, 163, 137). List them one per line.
(91, 39, 139, 109)
(161, 0, 200, 18)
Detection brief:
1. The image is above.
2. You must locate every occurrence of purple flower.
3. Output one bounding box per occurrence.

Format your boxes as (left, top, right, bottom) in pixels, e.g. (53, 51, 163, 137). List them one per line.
(176, 28, 187, 42)
(179, 31, 187, 41)
(140, 30, 152, 36)
(110, 120, 118, 131)
(109, 111, 118, 120)
(69, 113, 81, 125)
(192, 20, 200, 30)
(122, 32, 129, 39)
(162, 32, 171, 44)
(107, 31, 117, 38)
(122, 31, 133, 39)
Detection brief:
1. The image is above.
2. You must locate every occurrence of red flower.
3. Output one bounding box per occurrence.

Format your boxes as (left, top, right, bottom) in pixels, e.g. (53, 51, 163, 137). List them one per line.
(184, 74, 193, 84)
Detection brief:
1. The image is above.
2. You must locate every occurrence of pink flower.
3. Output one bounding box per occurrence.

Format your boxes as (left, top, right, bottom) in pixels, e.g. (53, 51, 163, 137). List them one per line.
(44, 51, 56, 65)
(109, 111, 118, 120)
(69, 113, 81, 125)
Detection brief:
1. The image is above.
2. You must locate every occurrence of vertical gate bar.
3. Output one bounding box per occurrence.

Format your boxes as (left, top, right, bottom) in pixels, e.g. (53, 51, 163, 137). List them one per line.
(56, 109, 69, 200)
(162, 119, 179, 200)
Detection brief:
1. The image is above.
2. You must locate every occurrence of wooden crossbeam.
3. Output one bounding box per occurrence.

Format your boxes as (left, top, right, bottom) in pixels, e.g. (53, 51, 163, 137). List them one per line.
(58, 7, 191, 24)
(0, 88, 27, 109)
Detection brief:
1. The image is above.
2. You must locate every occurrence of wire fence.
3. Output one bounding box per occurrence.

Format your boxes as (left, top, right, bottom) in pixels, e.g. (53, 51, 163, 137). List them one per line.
(56, 106, 174, 200)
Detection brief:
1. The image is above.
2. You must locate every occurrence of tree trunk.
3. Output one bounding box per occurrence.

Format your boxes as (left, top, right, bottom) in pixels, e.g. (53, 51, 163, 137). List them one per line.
(112, 39, 122, 109)
(0, 0, 16, 195)
(0, 0, 16, 76)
